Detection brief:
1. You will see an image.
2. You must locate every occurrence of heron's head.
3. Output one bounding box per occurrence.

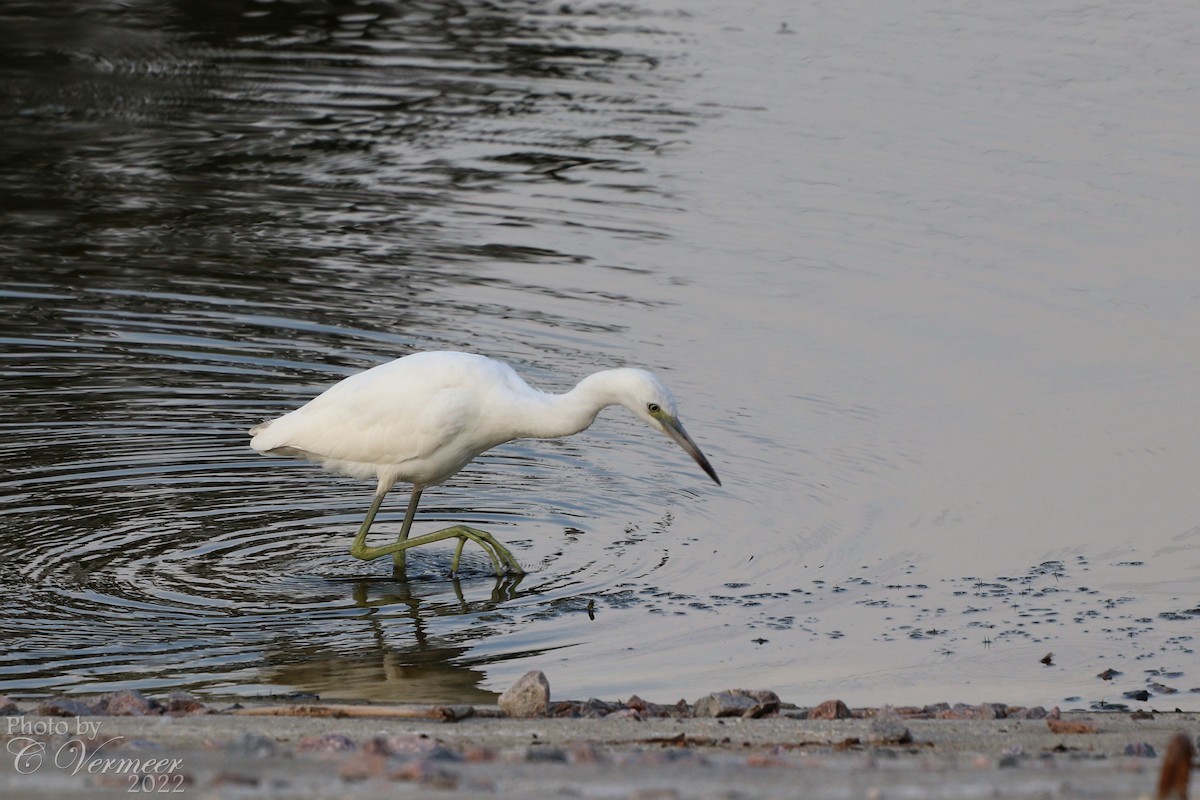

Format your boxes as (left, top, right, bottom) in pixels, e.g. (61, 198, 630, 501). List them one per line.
(611, 369, 721, 486)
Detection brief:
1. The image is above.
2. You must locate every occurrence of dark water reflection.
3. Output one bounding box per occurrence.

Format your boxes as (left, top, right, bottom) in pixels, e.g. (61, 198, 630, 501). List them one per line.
(2, 0, 681, 286)
(0, 0, 701, 700)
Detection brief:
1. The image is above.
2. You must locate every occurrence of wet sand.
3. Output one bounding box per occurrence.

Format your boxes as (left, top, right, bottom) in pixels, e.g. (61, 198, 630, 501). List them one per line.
(3, 697, 1195, 799)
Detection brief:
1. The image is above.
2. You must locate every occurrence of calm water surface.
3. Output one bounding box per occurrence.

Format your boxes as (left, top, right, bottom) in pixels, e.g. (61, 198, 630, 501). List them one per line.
(2, 0, 1198, 709)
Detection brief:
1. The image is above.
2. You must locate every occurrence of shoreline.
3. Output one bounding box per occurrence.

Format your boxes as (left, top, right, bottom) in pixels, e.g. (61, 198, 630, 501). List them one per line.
(2, 691, 1196, 799)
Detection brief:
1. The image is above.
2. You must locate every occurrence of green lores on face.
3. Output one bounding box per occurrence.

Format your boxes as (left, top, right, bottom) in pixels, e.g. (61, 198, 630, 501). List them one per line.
(647, 402, 721, 486)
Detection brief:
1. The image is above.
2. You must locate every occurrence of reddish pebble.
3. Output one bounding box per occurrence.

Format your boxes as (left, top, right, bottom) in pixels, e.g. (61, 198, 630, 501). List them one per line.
(462, 746, 497, 763)
(339, 753, 388, 781)
(808, 700, 854, 720)
(164, 691, 206, 715)
(390, 758, 458, 789)
(210, 771, 259, 788)
(1046, 718, 1098, 734)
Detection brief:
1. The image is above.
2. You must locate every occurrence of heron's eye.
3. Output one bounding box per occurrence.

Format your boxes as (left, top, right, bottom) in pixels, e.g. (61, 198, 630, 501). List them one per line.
(647, 403, 661, 414)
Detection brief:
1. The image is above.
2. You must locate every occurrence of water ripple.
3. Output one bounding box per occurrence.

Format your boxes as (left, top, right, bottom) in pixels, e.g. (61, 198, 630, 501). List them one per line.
(0, 0, 712, 701)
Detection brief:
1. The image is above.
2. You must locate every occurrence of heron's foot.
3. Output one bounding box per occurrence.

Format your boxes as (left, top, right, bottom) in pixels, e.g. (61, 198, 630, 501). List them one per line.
(349, 525, 523, 577)
(447, 526, 524, 576)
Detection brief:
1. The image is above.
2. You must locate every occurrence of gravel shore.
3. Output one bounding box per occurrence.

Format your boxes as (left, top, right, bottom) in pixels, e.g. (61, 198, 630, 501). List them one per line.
(2, 692, 1197, 799)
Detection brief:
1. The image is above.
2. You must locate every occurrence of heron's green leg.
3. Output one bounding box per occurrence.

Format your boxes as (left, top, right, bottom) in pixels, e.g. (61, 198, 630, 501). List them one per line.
(391, 488, 424, 572)
(349, 488, 389, 554)
(348, 486, 522, 576)
(451, 537, 467, 574)
(350, 525, 521, 576)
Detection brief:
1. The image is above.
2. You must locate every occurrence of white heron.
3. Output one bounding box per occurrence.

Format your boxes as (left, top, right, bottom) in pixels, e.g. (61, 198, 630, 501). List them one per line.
(249, 351, 720, 576)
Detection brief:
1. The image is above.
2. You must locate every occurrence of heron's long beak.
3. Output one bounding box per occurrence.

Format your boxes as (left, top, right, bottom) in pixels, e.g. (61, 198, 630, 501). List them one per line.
(661, 416, 721, 486)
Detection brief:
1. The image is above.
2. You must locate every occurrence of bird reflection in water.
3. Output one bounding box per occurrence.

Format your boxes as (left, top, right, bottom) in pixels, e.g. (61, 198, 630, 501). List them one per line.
(258, 572, 539, 704)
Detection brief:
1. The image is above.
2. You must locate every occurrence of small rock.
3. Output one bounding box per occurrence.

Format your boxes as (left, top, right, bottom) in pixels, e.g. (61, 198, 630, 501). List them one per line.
(462, 746, 497, 762)
(626, 694, 651, 711)
(445, 704, 475, 720)
(37, 697, 97, 717)
(360, 737, 390, 756)
(419, 745, 462, 762)
(0, 695, 19, 715)
(579, 698, 624, 717)
(693, 692, 752, 718)
(499, 670, 550, 718)
(886, 706, 928, 719)
(163, 691, 206, 715)
(339, 753, 388, 781)
(390, 759, 458, 788)
(98, 689, 160, 716)
(1097, 668, 1121, 681)
(741, 690, 781, 718)
(1046, 718, 1098, 734)
(525, 746, 569, 763)
(545, 698, 630, 718)
(626, 695, 676, 718)
(605, 708, 641, 720)
(807, 699, 854, 720)
(693, 689, 781, 718)
(1124, 742, 1156, 757)
(547, 701, 579, 717)
(210, 772, 259, 788)
(1007, 706, 1049, 720)
(297, 733, 357, 752)
(1123, 689, 1151, 702)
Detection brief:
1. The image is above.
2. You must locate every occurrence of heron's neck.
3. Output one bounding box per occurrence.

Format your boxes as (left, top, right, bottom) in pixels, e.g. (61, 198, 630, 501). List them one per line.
(515, 370, 627, 440)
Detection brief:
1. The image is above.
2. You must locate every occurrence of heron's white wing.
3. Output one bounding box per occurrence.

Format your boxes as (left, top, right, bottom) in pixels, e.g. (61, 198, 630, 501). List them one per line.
(250, 353, 505, 481)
